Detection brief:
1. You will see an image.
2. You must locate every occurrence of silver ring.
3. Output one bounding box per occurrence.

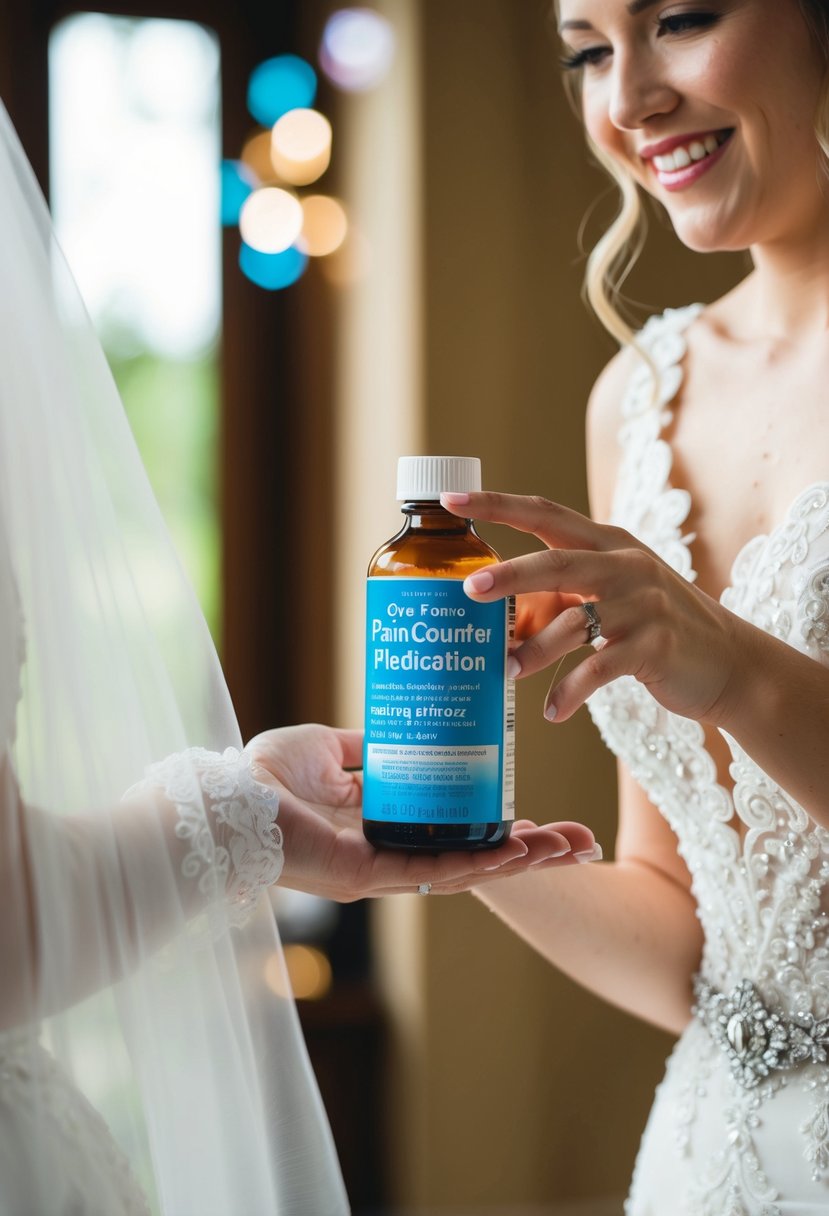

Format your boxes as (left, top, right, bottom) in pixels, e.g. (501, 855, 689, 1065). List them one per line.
(581, 601, 603, 645)
(417, 882, 432, 896)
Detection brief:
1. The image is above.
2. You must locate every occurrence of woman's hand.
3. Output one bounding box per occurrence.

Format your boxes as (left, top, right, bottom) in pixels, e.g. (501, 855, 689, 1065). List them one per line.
(245, 724, 599, 900)
(441, 491, 743, 725)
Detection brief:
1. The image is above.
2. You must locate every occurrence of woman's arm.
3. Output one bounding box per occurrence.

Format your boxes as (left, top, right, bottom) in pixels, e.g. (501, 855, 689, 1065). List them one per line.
(0, 729, 591, 1028)
(0, 746, 281, 1027)
(473, 352, 702, 1037)
(440, 349, 829, 832)
(475, 762, 703, 1035)
(705, 622, 829, 826)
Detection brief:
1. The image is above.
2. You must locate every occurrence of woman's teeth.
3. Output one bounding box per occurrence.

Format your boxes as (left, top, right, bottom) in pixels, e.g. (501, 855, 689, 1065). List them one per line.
(653, 132, 729, 173)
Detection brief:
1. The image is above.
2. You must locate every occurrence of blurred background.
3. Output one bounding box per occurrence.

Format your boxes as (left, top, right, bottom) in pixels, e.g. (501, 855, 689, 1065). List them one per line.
(0, 1, 746, 1212)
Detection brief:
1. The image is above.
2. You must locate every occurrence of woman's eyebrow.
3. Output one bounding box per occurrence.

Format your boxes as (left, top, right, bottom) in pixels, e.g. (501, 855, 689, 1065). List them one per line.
(559, 0, 660, 32)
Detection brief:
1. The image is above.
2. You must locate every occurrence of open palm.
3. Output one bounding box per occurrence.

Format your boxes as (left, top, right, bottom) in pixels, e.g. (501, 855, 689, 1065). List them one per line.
(245, 724, 596, 898)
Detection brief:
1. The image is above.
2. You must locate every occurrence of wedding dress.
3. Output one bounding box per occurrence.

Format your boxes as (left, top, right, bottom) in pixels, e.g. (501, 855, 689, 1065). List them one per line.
(0, 100, 348, 1214)
(587, 304, 829, 1214)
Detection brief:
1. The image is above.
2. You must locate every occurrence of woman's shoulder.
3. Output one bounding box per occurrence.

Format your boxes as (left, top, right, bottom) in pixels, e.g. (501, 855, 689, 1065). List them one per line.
(591, 301, 702, 399)
(586, 304, 696, 427)
(585, 345, 640, 520)
(586, 342, 638, 436)
(585, 302, 704, 518)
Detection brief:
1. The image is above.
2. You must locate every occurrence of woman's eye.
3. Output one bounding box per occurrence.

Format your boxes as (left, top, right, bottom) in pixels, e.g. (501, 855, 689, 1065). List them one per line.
(560, 45, 611, 71)
(559, 9, 718, 71)
(656, 11, 719, 36)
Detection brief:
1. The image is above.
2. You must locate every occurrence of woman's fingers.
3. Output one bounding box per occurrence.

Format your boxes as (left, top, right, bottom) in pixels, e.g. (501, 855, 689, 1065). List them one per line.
(544, 643, 632, 722)
(465, 545, 662, 610)
(519, 819, 598, 856)
(365, 821, 599, 895)
(332, 727, 364, 769)
(426, 823, 602, 894)
(440, 491, 633, 552)
(515, 591, 582, 641)
(463, 548, 620, 603)
(441, 491, 740, 728)
(507, 601, 610, 679)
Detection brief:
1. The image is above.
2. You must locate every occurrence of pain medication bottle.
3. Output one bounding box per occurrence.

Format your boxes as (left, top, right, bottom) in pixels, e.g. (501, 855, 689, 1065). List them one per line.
(363, 456, 515, 851)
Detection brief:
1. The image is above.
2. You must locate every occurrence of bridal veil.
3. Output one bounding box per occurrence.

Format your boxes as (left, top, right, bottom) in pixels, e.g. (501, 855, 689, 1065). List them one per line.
(0, 99, 348, 1214)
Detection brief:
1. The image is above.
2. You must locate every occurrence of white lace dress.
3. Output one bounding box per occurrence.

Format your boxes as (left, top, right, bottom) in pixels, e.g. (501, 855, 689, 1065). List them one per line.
(0, 530, 285, 1215)
(588, 305, 829, 1215)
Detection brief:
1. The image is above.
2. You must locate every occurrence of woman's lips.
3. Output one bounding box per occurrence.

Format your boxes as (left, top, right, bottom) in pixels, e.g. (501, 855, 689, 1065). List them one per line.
(649, 129, 735, 192)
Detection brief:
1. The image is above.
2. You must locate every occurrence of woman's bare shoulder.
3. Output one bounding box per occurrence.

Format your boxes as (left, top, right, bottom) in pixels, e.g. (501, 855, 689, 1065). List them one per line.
(587, 343, 642, 433)
(585, 345, 640, 521)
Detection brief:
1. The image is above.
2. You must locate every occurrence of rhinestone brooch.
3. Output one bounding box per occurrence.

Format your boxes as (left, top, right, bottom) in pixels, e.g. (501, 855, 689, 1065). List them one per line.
(693, 976, 829, 1089)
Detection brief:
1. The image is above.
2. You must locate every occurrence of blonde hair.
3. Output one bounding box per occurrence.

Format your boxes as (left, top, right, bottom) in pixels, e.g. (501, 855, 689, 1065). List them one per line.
(559, 0, 829, 355)
(800, 0, 829, 161)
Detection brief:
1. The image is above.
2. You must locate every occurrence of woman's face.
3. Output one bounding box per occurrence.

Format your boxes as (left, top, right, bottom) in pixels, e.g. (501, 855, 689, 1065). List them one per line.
(558, 0, 826, 252)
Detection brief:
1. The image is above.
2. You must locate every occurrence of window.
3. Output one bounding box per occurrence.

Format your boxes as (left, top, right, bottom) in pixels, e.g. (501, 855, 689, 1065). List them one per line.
(49, 12, 222, 640)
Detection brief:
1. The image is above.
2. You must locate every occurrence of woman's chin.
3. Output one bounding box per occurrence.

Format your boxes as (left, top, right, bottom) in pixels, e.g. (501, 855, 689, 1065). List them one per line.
(667, 211, 751, 256)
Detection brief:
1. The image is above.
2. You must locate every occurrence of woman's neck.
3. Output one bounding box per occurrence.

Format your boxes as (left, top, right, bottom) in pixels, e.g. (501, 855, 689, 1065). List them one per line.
(746, 200, 829, 340)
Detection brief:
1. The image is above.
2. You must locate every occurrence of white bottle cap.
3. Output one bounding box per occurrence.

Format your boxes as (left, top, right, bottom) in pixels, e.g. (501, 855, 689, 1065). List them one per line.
(396, 455, 482, 502)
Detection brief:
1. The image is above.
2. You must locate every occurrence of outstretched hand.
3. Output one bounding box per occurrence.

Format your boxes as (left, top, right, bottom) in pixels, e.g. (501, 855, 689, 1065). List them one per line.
(441, 491, 742, 725)
(245, 724, 599, 900)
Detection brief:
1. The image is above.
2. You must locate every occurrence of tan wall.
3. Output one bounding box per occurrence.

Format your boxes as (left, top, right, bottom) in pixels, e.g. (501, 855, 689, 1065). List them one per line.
(339, 1, 745, 1210)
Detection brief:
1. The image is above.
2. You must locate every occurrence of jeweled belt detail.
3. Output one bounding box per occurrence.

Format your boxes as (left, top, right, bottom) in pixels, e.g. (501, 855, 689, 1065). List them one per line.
(693, 976, 829, 1089)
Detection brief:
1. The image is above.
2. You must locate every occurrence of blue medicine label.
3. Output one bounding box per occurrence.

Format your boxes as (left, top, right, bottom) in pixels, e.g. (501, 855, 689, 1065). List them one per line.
(363, 577, 515, 825)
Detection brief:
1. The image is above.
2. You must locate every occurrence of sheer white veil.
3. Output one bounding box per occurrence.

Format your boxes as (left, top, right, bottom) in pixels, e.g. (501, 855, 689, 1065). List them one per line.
(0, 99, 348, 1214)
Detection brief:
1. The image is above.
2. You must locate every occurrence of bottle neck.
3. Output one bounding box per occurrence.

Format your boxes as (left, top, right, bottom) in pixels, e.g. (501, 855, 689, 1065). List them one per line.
(400, 500, 471, 534)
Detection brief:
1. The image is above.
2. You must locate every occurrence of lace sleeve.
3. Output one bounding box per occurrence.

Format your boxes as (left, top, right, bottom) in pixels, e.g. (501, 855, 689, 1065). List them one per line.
(130, 747, 283, 928)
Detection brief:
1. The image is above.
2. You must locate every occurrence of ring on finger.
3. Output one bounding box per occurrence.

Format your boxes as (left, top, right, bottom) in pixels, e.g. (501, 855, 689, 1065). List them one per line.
(581, 601, 603, 646)
(417, 882, 432, 896)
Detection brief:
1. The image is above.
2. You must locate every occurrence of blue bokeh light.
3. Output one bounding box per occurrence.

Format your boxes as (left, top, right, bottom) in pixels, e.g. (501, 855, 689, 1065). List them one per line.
(220, 160, 256, 226)
(247, 55, 317, 127)
(239, 242, 308, 290)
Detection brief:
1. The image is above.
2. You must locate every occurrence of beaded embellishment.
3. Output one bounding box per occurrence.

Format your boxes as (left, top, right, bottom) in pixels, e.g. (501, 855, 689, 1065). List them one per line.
(590, 305, 829, 1211)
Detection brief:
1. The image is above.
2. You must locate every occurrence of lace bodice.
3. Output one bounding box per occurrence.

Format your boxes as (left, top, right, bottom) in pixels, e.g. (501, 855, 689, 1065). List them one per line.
(592, 307, 829, 1214)
(588, 304, 829, 1021)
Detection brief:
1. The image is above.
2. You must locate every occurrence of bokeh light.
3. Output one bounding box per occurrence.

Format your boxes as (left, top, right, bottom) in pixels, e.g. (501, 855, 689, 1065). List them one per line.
(299, 195, 348, 257)
(239, 186, 303, 253)
(247, 54, 317, 126)
(220, 160, 255, 226)
(239, 242, 308, 290)
(264, 945, 333, 1000)
(271, 109, 332, 186)
(240, 129, 281, 186)
(320, 8, 395, 92)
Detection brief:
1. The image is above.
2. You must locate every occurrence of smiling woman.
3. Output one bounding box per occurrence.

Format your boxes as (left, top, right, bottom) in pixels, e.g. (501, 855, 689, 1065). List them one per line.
(440, 1, 829, 1214)
(556, 0, 829, 345)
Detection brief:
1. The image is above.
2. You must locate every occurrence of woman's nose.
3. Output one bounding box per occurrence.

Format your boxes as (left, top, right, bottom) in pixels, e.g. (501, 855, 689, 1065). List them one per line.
(608, 49, 679, 131)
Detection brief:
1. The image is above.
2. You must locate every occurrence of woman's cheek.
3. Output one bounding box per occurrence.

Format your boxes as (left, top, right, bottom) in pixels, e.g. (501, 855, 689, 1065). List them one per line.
(582, 92, 625, 163)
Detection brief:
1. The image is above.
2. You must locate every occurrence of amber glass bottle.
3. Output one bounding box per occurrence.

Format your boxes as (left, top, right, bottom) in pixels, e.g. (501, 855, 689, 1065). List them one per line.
(363, 456, 515, 851)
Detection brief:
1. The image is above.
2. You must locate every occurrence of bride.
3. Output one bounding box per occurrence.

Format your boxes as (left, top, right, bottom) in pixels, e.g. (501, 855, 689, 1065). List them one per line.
(438, 0, 829, 1212)
(0, 101, 591, 1214)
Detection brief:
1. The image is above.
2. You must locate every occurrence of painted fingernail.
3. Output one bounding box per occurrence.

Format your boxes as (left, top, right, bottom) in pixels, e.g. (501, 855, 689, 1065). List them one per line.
(506, 654, 522, 679)
(575, 844, 603, 864)
(441, 491, 470, 506)
(544, 701, 558, 722)
(465, 569, 494, 594)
